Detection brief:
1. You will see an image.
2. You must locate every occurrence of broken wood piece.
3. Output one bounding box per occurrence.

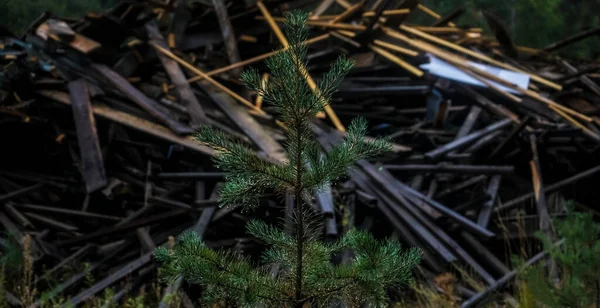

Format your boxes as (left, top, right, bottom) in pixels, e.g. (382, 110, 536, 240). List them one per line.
(542, 26, 600, 53)
(476, 175, 502, 228)
(434, 175, 487, 199)
(372, 39, 419, 57)
(369, 44, 423, 77)
(384, 164, 513, 174)
(36, 20, 101, 54)
(529, 134, 558, 282)
(461, 231, 510, 277)
(38, 90, 214, 156)
(212, 0, 242, 77)
(310, 0, 336, 18)
(58, 209, 189, 247)
(350, 169, 456, 265)
(362, 9, 410, 17)
(68, 79, 107, 193)
(14, 204, 121, 222)
(151, 43, 269, 118)
(416, 4, 456, 27)
(424, 118, 512, 161)
(548, 104, 600, 142)
(92, 64, 193, 135)
(496, 163, 600, 213)
(431, 7, 466, 27)
(461, 239, 564, 308)
(146, 21, 209, 128)
(197, 77, 287, 163)
(359, 161, 495, 238)
(559, 60, 600, 97)
(328, 1, 364, 24)
(69, 252, 154, 306)
(0, 183, 44, 203)
(185, 34, 329, 83)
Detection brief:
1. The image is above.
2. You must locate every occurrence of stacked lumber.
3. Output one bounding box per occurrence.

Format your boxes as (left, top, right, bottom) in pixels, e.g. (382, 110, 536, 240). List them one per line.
(0, 0, 599, 306)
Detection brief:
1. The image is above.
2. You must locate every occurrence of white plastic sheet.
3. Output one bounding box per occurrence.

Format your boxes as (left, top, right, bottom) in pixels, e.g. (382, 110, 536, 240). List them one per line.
(419, 54, 530, 95)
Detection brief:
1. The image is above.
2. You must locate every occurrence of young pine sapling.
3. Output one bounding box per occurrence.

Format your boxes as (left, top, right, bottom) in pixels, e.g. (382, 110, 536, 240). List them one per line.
(155, 11, 421, 308)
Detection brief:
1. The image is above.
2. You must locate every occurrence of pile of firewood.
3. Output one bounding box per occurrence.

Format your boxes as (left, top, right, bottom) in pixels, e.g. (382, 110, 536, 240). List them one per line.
(1, 0, 599, 306)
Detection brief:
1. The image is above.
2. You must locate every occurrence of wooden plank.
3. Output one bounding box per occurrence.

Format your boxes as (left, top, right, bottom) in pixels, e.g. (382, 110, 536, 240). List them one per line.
(37, 90, 214, 157)
(384, 164, 513, 174)
(461, 240, 564, 308)
(212, 0, 243, 77)
(197, 79, 287, 163)
(69, 252, 153, 306)
(146, 21, 209, 129)
(559, 60, 600, 96)
(424, 119, 512, 161)
(68, 79, 107, 193)
(496, 164, 600, 213)
(57, 209, 189, 247)
(529, 134, 558, 281)
(0, 183, 44, 203)
(168, 0, 192, 49)
(368, 164, 495, 238)
(92, 64, 193, 135)
(542, 26, 600, 52)
(158, 181, 217, 308)
(310, 0, 337, 18)
(349, 169, 455, 267)
(151, 43, 269, 118)
(476, 175, 502, 228)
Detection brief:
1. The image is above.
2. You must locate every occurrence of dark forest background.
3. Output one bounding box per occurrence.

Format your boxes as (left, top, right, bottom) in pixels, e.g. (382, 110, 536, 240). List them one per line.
(0, 0, 598, 58)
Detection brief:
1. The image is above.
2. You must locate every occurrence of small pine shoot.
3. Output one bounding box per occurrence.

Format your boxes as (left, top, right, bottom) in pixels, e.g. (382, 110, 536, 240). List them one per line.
(155, 10, 422, 308)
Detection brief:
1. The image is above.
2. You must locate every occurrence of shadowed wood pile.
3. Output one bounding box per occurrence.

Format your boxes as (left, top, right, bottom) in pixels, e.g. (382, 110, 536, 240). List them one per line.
(0, 0, 599, 306)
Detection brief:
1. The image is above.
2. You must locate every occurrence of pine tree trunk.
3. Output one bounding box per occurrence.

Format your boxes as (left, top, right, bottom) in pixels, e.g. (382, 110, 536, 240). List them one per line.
(295, 189, 303, 303)
(294, 126, 304, 304)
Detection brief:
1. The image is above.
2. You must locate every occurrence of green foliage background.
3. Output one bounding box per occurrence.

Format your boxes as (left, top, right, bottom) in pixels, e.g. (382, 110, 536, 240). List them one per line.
(1, 0, 598, 58)
(0, 0, 116, 35)
(421, 0, 600, 59)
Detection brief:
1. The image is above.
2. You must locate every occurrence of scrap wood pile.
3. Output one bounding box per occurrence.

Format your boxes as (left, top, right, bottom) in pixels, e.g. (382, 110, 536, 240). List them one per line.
(1, 0, 600, 306)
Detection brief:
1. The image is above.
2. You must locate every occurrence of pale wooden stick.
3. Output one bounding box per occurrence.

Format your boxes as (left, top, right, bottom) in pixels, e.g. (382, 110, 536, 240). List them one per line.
(329, 1, 364, 24)
(151, 43, 266, 116)
(316, 8, 410, 20)
(411, 26, 483, 33)
(336, 29, 356, 37)
(336, 0, 352, 9)
(310, 0, 336, 19)
(255, 73, 269, 109)
(416, 4, 456, 27)
(549, 105, 600, 141)
(184, 34, 329, 84)
(362, 9, 411, 17)
(369, 45, 424, 77)
(373, 40, 419, 57)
